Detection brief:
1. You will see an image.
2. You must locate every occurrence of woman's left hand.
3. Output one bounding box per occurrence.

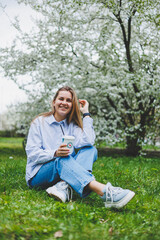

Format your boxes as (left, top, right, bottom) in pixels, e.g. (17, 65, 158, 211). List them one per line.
(79, 99, 89, 114)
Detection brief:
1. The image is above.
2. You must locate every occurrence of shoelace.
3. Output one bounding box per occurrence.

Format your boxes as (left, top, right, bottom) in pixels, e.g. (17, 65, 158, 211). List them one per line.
(105, 184, 123, 203)
(57, 182, 73, 201)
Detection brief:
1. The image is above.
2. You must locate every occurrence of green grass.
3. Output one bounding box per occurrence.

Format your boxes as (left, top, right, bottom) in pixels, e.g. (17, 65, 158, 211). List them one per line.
(0, 138, 160, 240)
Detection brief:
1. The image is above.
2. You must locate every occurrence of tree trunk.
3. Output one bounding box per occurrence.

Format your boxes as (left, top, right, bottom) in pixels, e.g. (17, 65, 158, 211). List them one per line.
(126, 136, 142, 156)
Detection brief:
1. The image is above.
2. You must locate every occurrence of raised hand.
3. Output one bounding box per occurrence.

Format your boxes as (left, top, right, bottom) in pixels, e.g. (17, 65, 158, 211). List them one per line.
(79, 99, 89, 114)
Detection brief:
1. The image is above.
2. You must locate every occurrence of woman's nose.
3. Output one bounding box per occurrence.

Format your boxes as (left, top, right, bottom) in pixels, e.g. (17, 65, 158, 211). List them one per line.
(61, 100, 68, 104)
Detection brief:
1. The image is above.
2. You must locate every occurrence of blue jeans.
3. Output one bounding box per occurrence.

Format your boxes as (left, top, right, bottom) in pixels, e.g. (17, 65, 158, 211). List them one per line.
(29, 146, 97, 198)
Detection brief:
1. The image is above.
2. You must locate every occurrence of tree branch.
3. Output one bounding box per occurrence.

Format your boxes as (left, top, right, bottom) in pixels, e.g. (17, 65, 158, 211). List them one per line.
(128, 9, 136, 47)
(68, 43, 78, 57)
(106, 95, 117, 111)
(119, 92, 134, 125)
(90, 61, 101, 69)
(114, 11, 134, 72)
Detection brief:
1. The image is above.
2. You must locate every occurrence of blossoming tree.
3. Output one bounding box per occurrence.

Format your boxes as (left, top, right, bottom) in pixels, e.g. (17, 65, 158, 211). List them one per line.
(0, 0, 159, 155)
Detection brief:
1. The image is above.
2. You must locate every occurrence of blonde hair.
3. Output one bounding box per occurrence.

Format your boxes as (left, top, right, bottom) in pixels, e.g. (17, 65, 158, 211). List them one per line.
(37, 86, 83, 129)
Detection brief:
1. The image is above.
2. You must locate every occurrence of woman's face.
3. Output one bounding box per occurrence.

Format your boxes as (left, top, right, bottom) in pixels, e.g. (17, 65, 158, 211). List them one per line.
(53, 90, 73, 121)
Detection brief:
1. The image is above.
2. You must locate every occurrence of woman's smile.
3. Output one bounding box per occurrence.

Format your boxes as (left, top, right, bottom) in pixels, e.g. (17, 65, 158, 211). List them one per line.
(59, 105, 69, 110)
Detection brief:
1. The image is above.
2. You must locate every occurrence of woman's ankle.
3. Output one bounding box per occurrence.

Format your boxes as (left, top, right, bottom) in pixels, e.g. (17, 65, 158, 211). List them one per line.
(88, 180, 105, 196)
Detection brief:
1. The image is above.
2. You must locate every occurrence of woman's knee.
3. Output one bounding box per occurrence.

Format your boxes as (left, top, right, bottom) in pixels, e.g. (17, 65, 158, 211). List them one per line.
(91, 146, 98, 161)
(79, 146, 98, 160)
(91, 146, 98, 155)
(86, 146, 98, 158)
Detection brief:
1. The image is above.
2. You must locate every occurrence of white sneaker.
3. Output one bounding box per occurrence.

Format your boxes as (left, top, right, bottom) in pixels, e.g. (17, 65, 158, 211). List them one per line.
(46, 181, 73, 203)
(101, 182, 135, 209)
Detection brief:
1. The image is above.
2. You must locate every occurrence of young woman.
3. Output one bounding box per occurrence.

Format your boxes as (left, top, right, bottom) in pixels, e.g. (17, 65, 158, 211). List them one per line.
(25, 86, 135, 208)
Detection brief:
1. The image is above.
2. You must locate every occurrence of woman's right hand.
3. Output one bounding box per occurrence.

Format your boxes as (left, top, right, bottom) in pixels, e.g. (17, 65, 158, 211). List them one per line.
(55, 144, 70, 157)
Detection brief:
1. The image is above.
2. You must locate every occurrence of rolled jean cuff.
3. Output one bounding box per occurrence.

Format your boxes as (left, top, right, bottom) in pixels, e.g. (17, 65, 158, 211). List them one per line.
(80, 176, 95, 198)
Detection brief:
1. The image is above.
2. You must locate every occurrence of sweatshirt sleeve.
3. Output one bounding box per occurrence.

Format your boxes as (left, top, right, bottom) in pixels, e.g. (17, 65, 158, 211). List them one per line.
(73, 117, 96, 148)
(25, 118, 56, 164)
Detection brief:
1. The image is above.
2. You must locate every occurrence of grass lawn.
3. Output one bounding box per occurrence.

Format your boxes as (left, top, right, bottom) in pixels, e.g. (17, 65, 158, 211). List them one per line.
(0, 137, 160, 240)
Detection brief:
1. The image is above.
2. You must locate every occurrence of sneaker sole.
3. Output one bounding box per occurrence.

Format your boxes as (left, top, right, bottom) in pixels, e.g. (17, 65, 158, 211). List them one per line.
(48, 193, 65, 203)
(105, 191, 135, 209)
(46, 189, 66, 203)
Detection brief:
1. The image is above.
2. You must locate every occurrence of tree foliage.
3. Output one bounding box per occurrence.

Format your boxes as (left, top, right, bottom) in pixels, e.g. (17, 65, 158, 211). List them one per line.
(0, 0, 160, 155)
